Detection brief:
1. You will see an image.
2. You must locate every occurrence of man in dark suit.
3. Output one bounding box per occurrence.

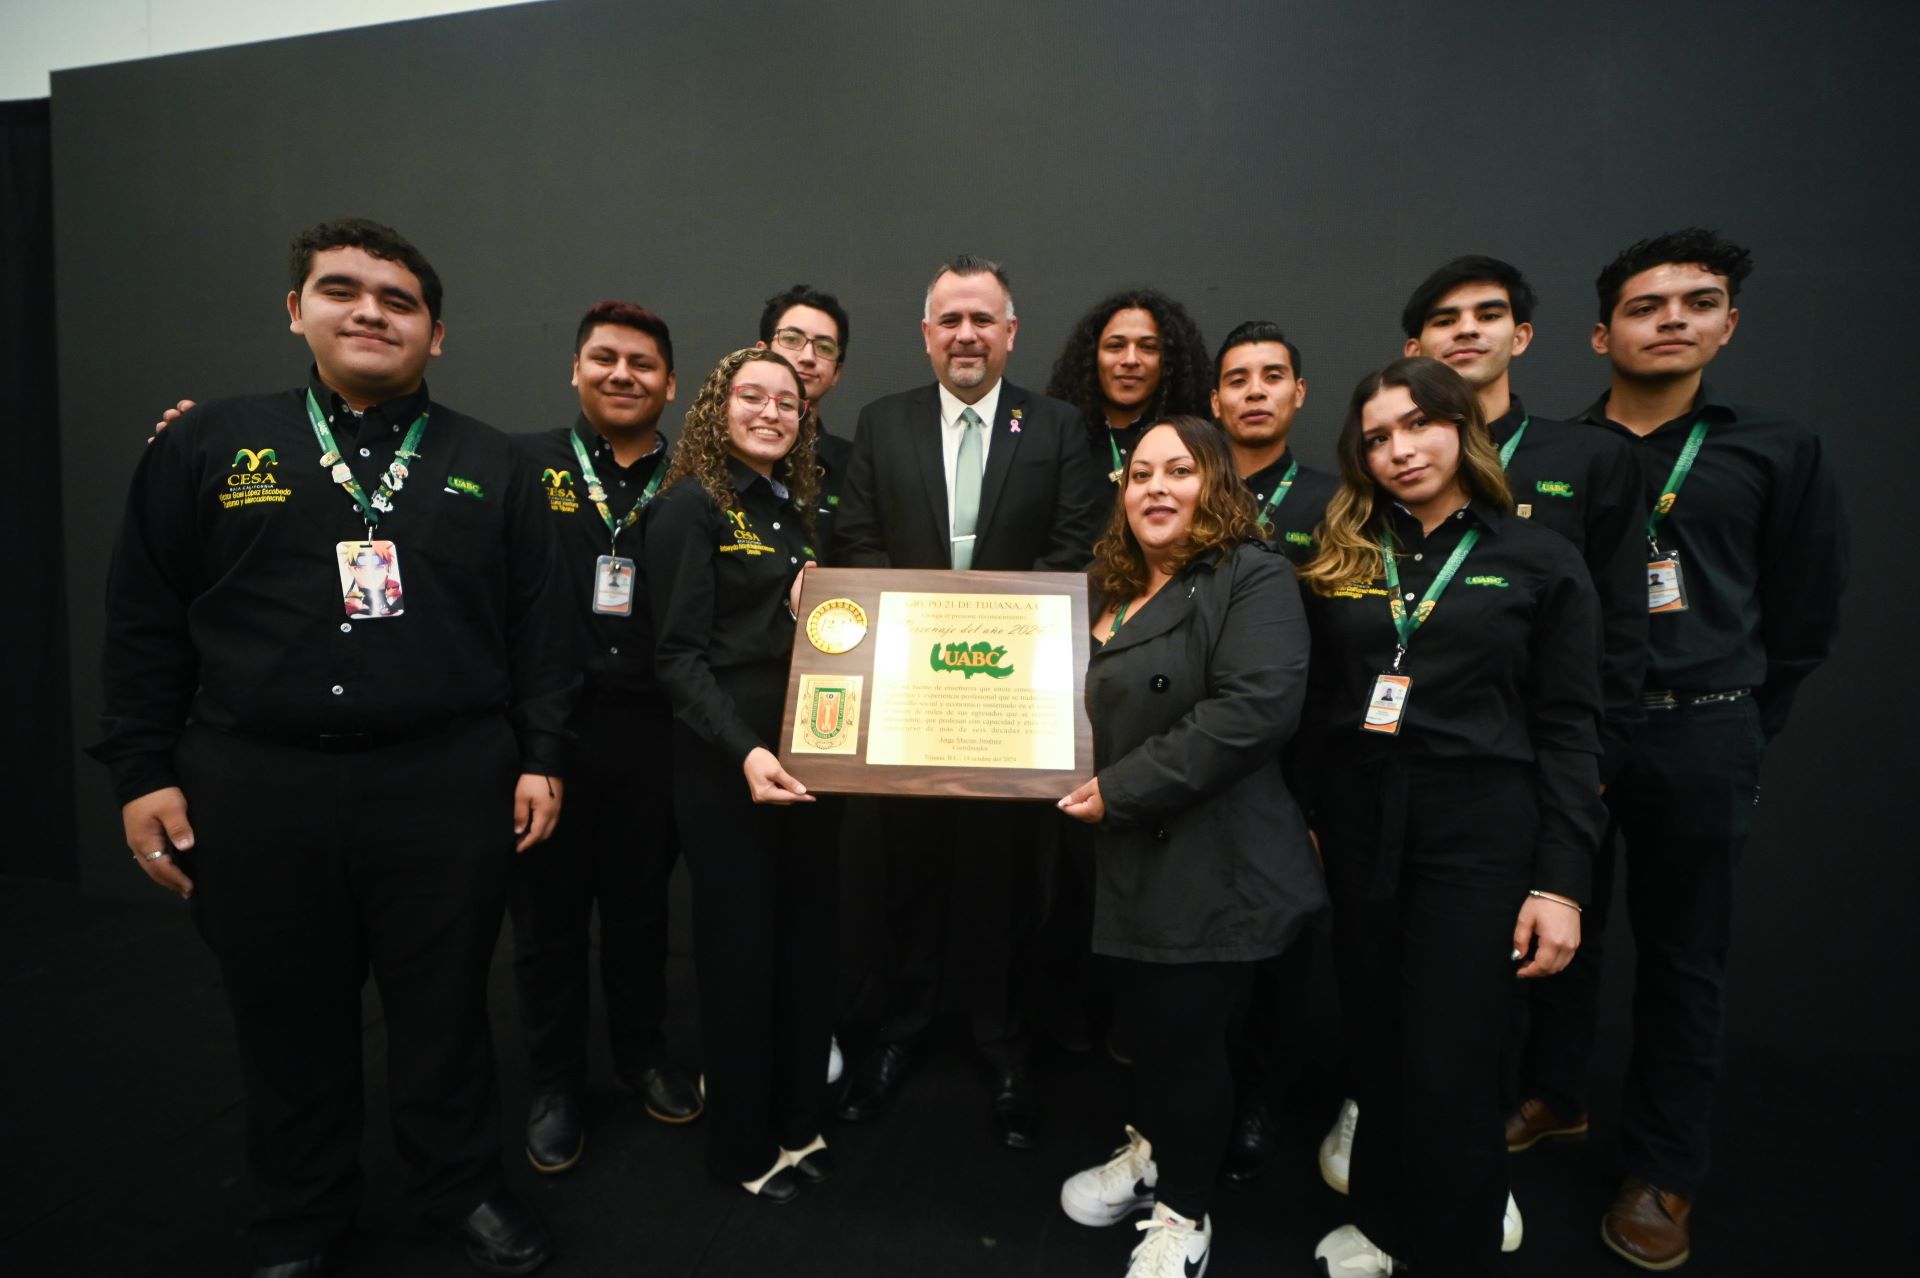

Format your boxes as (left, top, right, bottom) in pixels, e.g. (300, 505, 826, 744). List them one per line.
(834, 254, 1107, 1148)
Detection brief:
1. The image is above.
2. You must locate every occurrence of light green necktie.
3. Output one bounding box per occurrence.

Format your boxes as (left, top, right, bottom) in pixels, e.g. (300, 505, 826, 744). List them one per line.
(951, 406, 984, 569)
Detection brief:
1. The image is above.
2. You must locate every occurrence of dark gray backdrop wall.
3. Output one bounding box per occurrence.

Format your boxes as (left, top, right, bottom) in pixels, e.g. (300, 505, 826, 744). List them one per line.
(52, 0, 1913, 1055)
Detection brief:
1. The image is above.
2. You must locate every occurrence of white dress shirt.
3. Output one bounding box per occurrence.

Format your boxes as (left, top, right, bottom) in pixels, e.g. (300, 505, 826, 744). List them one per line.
(936, 379, 1002, 531)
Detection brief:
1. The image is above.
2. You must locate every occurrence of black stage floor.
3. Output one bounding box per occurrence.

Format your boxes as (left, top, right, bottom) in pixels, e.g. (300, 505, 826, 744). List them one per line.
(1, 875, 1906, 1277)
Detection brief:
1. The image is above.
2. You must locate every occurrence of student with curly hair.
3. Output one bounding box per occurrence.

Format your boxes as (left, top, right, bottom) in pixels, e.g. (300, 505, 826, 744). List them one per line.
(1046, 289, 1213, 487)
(1055, 416, 1321, 1278)
(1301, 358, 1604, 1278)
(643, 347, 836, 1203)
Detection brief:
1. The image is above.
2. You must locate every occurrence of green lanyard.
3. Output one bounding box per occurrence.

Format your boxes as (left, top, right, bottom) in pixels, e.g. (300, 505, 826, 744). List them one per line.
(1107, 432, 1126, 483)
(570, 430, 666, 549)
(1646, 419, 1709, 551)
(1108, 597, 1131, 636)
(1379, 523, 1482, 669)
(306, 389, 427, 529)
(1254, 459, 1299, 532)
(1498, 416, 1530, 467)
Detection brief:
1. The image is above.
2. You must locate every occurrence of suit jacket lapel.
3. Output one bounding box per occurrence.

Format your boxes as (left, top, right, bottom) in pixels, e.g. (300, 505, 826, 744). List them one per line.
(1095, 566, 1208, 657)
(974, 381, 1024, 543)
(909, 385, 950, 556)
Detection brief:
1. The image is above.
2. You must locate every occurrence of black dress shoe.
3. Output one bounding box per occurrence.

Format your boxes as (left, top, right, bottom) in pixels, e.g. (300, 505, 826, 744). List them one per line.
(251, 1255, 334, 1278)
(990, 1069, 1039, 1151)
(446, 1195, 552, 1277)
(835, 1042, 912, 1121)
(747, 1165, 804, 1204)
(1221, 1104, 1273, 1185)
(622, 1064, 703, 1123)
(789, 1146, 837, 1184)
(524, 1088, 584, 1174)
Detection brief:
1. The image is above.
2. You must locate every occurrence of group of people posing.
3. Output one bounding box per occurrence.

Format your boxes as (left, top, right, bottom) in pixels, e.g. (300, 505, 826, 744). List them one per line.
(98, 220, 1848, 1278)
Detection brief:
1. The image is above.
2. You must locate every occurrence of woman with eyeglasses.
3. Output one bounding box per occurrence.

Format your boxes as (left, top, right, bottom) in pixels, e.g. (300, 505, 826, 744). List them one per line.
(643, 347, 834, 1202)
(1298, 357, 1604, 1278)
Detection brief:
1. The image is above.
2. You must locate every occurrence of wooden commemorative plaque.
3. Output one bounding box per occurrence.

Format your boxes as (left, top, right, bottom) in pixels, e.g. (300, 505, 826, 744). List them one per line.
(777, 568, 1095, 799)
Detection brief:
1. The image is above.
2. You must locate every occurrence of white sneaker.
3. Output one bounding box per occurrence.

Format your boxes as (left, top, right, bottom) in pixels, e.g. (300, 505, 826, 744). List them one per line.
(1314, 1223, 1395, 1275)
(1503, 1190, 1523, 1252)
(827, 1036, 844, 1085)
(1060, 1125, 1157, 1226)
(1127, 1204, 1210, 1278)
(1319, 1097, 1358, 1194)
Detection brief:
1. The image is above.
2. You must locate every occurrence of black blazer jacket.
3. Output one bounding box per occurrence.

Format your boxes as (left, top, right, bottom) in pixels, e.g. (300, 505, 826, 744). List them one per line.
(1088, 541, 1327, 963)
(835, 381, 1109, 570)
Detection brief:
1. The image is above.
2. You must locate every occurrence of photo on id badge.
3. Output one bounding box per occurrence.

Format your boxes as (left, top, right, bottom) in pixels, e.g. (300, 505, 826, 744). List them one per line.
(593, 554, 636, 616)
(339, 540, 404, 619)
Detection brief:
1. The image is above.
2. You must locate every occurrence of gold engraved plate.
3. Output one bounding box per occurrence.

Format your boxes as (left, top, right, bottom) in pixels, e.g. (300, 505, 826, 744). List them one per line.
(790, 674, 863, 755)
(806, 597, 869, 654)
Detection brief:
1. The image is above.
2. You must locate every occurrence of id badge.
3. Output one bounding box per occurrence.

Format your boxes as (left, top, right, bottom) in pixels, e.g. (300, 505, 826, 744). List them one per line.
(593, 554, 637, 616)
(1647, 557, 1688, 614)
(338, 540, 403, 620)
(1362, 673, 1411, 735)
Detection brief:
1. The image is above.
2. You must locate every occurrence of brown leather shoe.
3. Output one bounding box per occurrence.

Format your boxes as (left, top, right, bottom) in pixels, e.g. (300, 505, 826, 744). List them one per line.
(1504, 1096, 1589, 1152)
(1601, 1175, 1692, 1270)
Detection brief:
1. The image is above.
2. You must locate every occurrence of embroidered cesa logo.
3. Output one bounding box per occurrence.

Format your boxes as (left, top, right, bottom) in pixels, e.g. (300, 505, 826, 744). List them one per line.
(1534, 479, 1574, 498)
(720, 508, 773, 555)
(541, 466, 580, 514)
(929, 640, 1014, 679)
(219, 446, 292, 510)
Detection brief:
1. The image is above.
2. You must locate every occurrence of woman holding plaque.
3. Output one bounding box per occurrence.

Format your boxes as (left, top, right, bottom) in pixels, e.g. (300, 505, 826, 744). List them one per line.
(1297, 357, 1604, 1278)
(644, 346, 835, 1203)
(1056, 415, 1323, 1278)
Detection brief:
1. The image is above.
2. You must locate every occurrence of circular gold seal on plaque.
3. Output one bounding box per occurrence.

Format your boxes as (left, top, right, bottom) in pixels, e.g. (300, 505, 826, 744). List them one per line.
(806, 597, 869, 654)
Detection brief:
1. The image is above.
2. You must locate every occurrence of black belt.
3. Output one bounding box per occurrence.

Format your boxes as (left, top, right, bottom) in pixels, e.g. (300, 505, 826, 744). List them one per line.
(214, 711, 492, 753)
(1641, 687, 1751, 710)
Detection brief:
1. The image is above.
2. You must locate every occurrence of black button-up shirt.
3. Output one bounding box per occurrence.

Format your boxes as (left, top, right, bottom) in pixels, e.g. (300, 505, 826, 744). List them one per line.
(1086, 415, 1148, 484)
(91, 370, 576, 804)
(512, 417, 670, 697)
(812, 430, 853, 565)
(1242, 448, 1341, 567)
(644, 458, 815, 762)
(1490, 397, 1649, 781)
(1575, 385, 1849, 739)
(1304, 500, 1604, 896)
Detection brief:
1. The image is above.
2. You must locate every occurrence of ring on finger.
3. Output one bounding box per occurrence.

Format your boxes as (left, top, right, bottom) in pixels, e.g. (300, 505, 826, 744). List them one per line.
(139, 849, 169, 862)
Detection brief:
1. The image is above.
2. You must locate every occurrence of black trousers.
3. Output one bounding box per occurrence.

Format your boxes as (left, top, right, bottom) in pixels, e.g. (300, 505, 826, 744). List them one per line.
(869, 797, 1040, 1073)
(1520, 697, 1762, 1196)
(1112, 958, 1254, 1222)
(1322, 756, 1534, 1278)
(175, 717, 518, 1264)
(508, 689, 679, 1091)
(1227, 938, 1314, 1113)
(671, 672, 837, 1183)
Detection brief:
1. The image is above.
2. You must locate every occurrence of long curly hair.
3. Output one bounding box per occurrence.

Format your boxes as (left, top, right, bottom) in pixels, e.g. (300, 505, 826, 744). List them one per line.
(1046, 288, 1212, 443)
(1091, 416, 1260, 603)
(663, 347, 820, 530)
(1298, 357, 1512, 596)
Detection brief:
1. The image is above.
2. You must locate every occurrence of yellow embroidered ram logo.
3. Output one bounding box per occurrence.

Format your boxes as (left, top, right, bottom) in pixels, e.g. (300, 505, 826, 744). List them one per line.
(232, 448, 278, 471)
(542, 468, 574, 486)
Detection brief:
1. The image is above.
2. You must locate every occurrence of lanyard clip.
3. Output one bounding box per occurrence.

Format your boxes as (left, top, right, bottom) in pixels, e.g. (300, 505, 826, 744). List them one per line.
(1391, 645, 1405, 673)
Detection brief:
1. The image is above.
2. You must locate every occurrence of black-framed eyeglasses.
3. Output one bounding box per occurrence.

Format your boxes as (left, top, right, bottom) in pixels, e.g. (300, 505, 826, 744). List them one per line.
(771, 327, 842, 362)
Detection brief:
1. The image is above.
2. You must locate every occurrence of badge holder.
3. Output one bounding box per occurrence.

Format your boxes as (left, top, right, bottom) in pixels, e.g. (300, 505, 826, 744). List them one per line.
(1363, 647, 1411, 735)
(593, 552, 637, 616)
(339, 537, 404, 620)
(1647, 541, 1689, 614)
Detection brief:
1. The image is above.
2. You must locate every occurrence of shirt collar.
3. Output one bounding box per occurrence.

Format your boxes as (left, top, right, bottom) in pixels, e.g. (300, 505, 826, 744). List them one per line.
(937, 379, 1003, 431)
(1245, 446, 1298, 491)
(571, 414, 668, 466)
(1487, 394, 1527, 446)
(1385, 494, 1508, 540)
(306, 366, 429, 436)
(726, 455, 790, 502)
(1578, 382, 1738, 432)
